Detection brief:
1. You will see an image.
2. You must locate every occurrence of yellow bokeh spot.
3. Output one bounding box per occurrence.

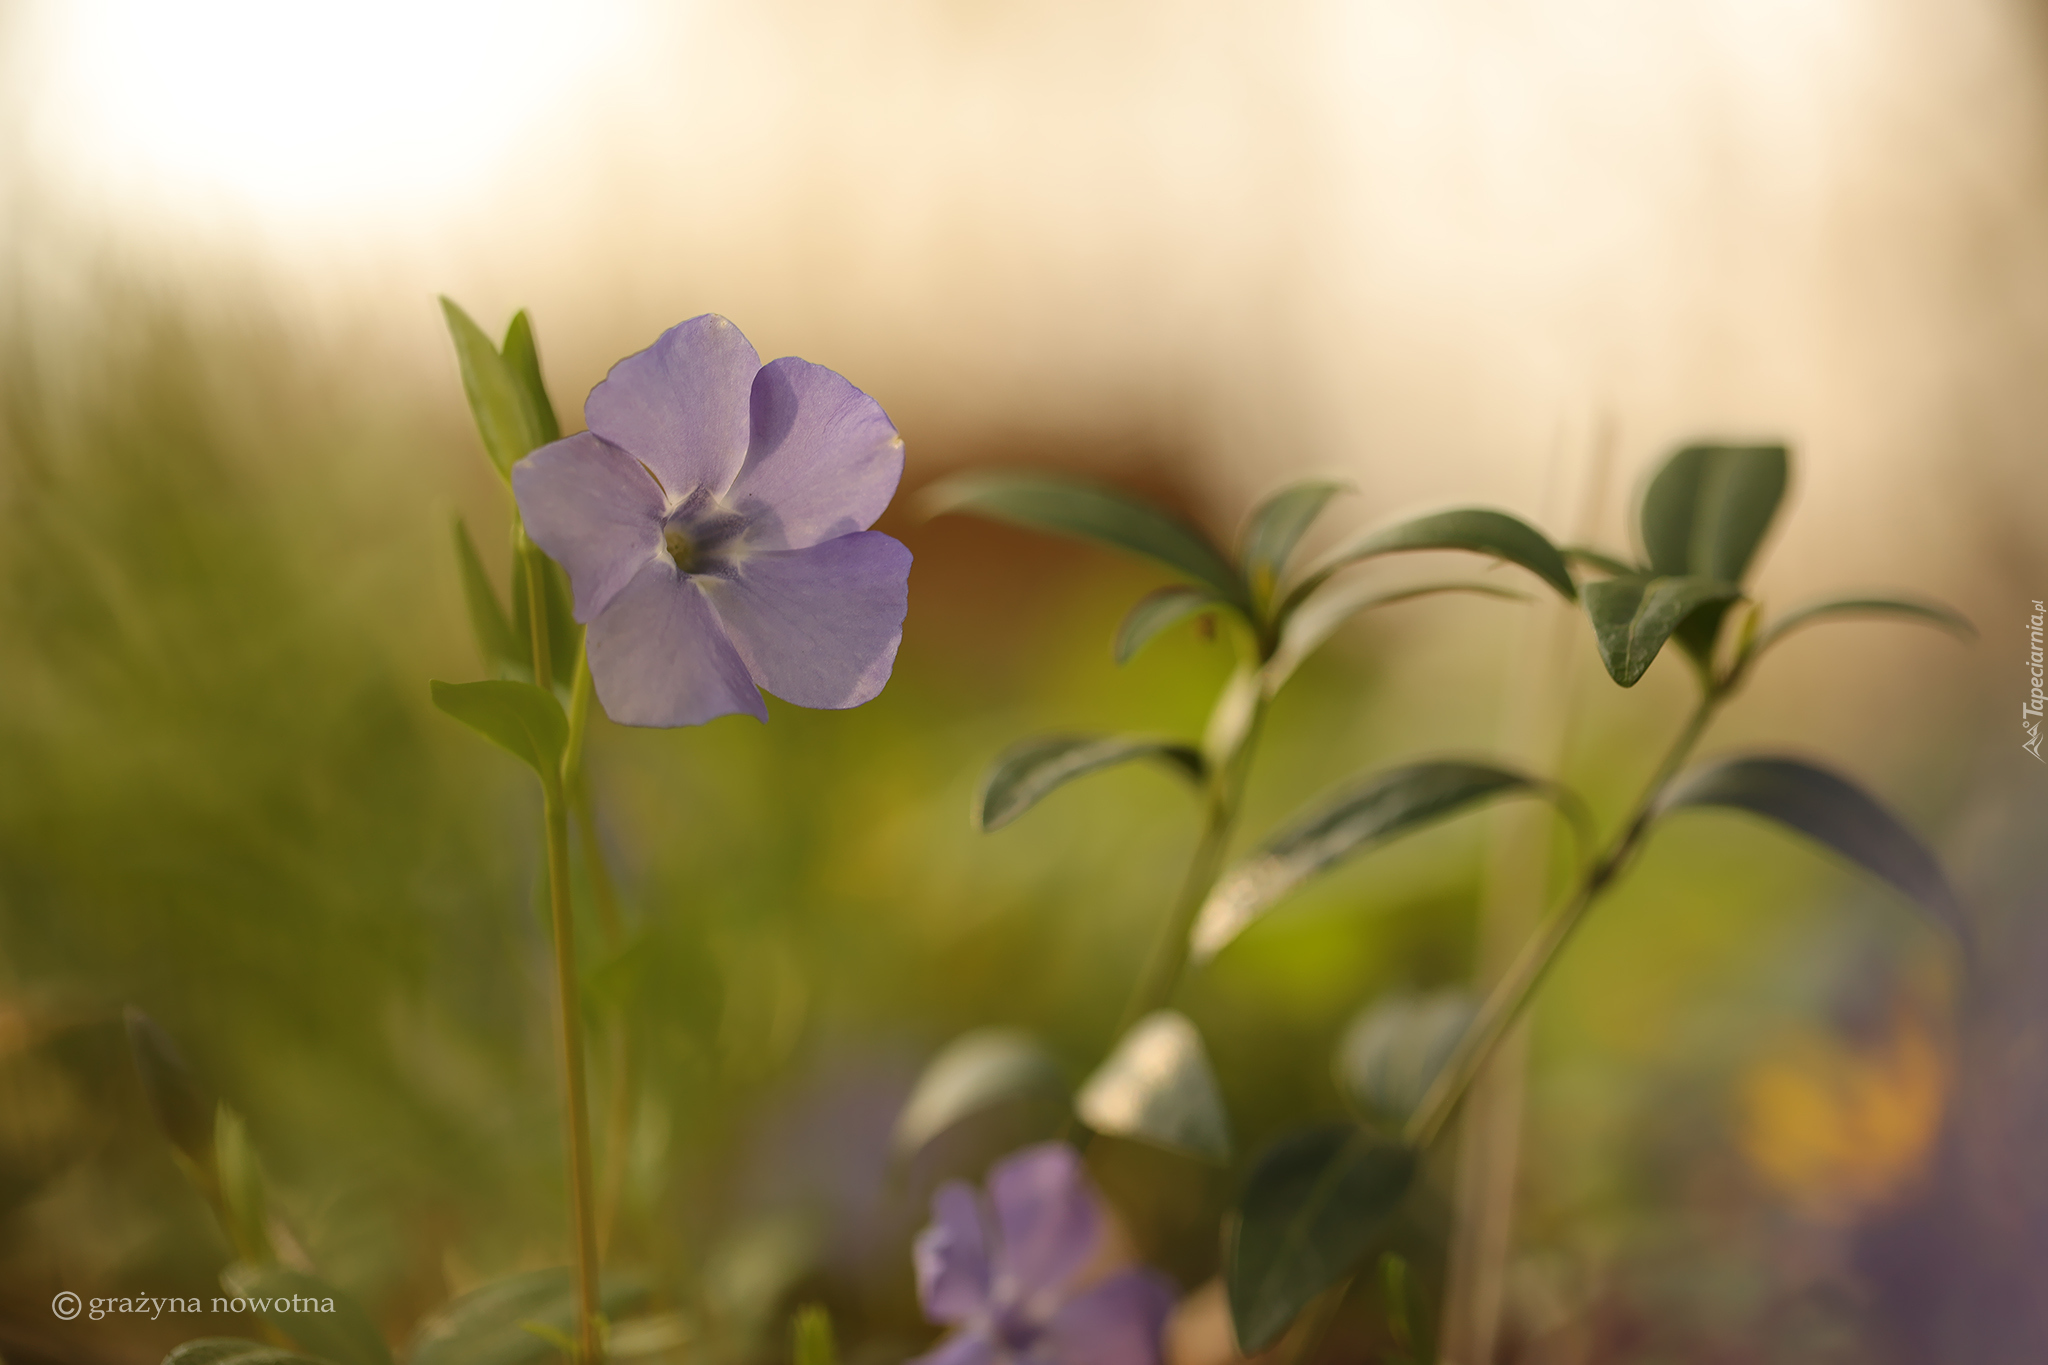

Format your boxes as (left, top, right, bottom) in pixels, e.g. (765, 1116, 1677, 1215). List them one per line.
(1736, 1014, 1946, 1221)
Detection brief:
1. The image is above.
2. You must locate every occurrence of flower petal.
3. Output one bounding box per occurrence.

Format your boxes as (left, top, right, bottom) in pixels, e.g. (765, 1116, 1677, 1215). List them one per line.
(906, 1327, 998, 1365)
(729, 356, 905, 550)
(585, 315, 759, 501)
(1043, 1270, 1177, 1365)
(697, 532, 911, 710)
(916, 1182, 993, 1324)
(585, 559, 766, 727)
(986, 1143, 1102, 1298)
(513, 432, 664, 622)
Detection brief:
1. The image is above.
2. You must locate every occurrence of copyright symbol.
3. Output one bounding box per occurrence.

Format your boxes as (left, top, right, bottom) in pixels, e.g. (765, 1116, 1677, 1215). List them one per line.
(52, 1291, 82, 1320)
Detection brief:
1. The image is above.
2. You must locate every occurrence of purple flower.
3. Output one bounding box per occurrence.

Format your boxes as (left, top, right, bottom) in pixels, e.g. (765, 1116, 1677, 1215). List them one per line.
(512, 315, 911, 727)
(911, 1143, 1177, 1365)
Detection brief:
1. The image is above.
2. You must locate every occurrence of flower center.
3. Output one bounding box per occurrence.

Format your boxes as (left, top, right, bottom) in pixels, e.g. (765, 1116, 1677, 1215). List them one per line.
(663, 523, 699, 573)
(660, 503, 750, 577)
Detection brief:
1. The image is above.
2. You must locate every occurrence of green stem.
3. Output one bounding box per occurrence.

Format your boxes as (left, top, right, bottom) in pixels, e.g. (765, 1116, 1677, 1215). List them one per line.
(1113, 691, 1266, 1036)
(525, 542, 602, 1364)
(543, 782, 604, 1365)
(1402, 688, 1721, 1151)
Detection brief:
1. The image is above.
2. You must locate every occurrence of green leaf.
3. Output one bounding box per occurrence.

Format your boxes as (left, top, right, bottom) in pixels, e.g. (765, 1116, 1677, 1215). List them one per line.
(1263, 580, 1526, 696)
(1640, 443, 1788, 583)
(1333, 991, 1475, 1127)
(791, 1304, 837, 1365)
(1749, 595, 1975, 663)
(922, 471, 1250, 612)
(1239, 480, 1348, 607)
(164, 1340, 335, 1365)
(1226, 1125, 1417, 1353)
(440, 298, 544, 478)
(1582, 575, 1742, 687)
(1561, 545, 1638, 577)
(125, 1007, 215, 1176)
(409, 1269, 647, 1365)
(1075, 1010, 1232, 1162)
(1656, 756, 1968, 949)
(430, 679, 567, 782)
(220, 1264, 392, 1365)
(1115, 586, 1221, 664)
(214, 1105, 273, 1264)
(451, 517, 523, 679)
(1283, 508, 1576, 621)
(1638, 443, 1787, 662)
(893, 1028, 1068, 1155)
(1192, 762, 1560, 962)
(499, 310, 561, 446)
(977, 735, 1205, 831)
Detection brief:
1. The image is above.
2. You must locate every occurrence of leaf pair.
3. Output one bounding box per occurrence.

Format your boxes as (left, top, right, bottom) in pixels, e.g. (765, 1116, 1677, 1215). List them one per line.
(925, 472, 1573, 671)
(441, 300, 560, 480)
(1574, 443, 1785, 686)
(893, 1012, 1233, 1164)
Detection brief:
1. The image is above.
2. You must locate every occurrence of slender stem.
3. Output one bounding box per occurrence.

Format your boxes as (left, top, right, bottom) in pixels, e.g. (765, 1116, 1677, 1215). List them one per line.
(1402, 688, 1721, 1151)
(564, 641, 595, 788)
(1113, 693, 1266, 1035)
(525, 542, 602, 1364)
(544, 783, 604, 1365)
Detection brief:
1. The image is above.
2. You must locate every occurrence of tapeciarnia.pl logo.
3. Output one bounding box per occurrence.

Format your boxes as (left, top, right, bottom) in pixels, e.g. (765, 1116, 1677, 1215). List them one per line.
(2026, 599, 2044, 762)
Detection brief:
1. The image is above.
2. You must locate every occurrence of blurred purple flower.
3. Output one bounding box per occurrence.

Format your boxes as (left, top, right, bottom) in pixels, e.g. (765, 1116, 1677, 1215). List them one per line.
(911, 1143, 1176, 1365)
(512, 315, 910, 727)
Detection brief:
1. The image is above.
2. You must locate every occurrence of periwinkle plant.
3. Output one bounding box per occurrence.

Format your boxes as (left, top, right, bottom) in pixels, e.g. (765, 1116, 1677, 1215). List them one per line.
(138, 305, 911, 1365)
(900, 447, 1970, 1359)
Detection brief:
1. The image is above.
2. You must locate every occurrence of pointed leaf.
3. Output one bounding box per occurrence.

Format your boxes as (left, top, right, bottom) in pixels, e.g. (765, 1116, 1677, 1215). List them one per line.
(221, 1264, 392, 1365)
(1116, 586, 1221, 664)
(1076, 1010, 1232, 1162)
(1192, 762, 1559, 962)
(1640, 443, 1788, 583)
(1333, 990, 1475, 1127)
(408, 1269, 648, 1365)
(1283, 508, 1575, 622)
(440, 298, 543, 478)
(1226, 1125, 1417, 1353)
(1750, 595, 1974, 662)
(978, 735, 1205, 832)
(922, 471, 1250, 611)
(430, 679, 567, 782)
(893, 1029, 1068, 1155)
(214, 1105, 273, 1264)
(1264, 580, 1526, 695)
(451, 517, 522, 679)
(1240, 480, 1348, 606)
(164, 1340, 335, 1365)
(1656, 756, 1967, 947)
(499, 310, 561, 446)
(1582, 575, 1742, 686)
(125, 1007, 216, 1175)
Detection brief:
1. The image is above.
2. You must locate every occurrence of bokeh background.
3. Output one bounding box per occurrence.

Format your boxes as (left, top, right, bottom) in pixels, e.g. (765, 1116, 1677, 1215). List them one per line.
(2, 1, 2045, 1362)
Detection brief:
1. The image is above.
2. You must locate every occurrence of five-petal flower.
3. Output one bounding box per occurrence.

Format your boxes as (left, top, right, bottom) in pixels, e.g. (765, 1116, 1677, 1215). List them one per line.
(513, 315, 911, 727)
(911, 1143, 1177, 1365)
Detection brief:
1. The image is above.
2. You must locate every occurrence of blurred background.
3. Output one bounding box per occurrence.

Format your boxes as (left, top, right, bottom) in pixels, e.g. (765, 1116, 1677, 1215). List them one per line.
(1, 0, 2045, 1361)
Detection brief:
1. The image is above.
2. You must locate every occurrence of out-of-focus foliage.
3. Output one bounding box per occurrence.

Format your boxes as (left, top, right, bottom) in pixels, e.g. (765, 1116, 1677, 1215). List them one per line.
(0, 271, 2019, 1365)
